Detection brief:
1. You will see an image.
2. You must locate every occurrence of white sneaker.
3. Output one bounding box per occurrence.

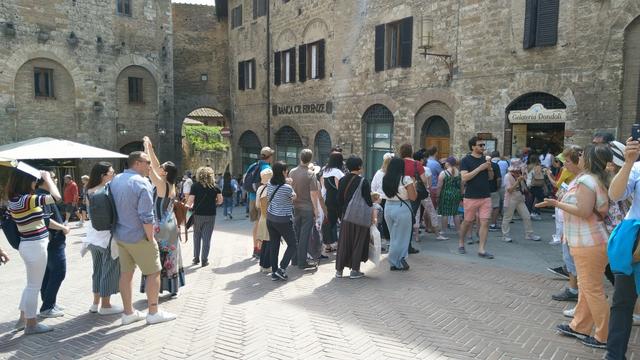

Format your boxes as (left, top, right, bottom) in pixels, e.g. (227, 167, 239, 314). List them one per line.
(39, 308, 64, 318)
(526, 234, 541, 241)
(89, 304, 99, 313)
(502, 236, 512, 243)
(633, 314, 640, 326)
(146, 309, 177, 325)
(549, 234, 561, 245)
(121, 310, 146, 325)
(99, 305, 124, 316)
(563, 307, 576, 318)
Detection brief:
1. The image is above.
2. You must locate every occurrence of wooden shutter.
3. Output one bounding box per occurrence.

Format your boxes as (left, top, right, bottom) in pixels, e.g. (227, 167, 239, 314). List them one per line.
(289, 47, 296, 83)
(238, 61, 245, 90)
(399, 17, 413, 68)
(374, 24, 385, 72)
(535, 0, 559, 47)
(253, 0, 257, 19)
(274, 52, 281, 86)
(318, 39, 325, 79)
(299, 44, 307, 82)
(523, 0, 538, 49)
(250, 60, 256, 89)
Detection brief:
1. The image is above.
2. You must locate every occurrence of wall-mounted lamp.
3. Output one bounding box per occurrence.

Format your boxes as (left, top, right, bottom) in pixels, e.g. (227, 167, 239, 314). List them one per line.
(418, 15, 454, 81)
(117, 123, 128, 136)
(157, 126, 167, 136)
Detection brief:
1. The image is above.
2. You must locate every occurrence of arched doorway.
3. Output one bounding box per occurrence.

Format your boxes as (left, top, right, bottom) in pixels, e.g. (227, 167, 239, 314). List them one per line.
(275, 126, 303, 168)
(505, 92, 567, 156)
(314, 130, 332, 166)
(119, 141, 144, 170)
(181, 107, 230, 174)
(238, 130, 262, 172)
(363, 104, 394, 179)
(421, 116, 450, 159)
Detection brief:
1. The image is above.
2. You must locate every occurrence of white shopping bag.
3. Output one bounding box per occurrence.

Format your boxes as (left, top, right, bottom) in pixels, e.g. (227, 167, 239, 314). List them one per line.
(369, 225, 381, 265)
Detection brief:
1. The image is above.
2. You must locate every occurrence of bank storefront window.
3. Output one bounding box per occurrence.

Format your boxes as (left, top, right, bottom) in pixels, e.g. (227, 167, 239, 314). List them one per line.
(275, 126, 303, 168)
(238, 130, 262, 172)
(363, 104, 394, 179)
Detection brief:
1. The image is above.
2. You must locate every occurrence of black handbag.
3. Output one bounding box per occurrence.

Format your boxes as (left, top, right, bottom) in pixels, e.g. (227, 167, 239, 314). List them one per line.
(413, 161, 429, 201)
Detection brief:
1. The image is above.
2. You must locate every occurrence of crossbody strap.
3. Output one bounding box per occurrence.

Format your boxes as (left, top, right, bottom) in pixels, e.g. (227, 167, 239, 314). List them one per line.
(269, 184, 284, 203)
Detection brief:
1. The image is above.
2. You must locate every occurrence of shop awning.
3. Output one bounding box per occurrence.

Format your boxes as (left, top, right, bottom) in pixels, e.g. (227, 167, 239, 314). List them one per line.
(0, 137, 128, 160)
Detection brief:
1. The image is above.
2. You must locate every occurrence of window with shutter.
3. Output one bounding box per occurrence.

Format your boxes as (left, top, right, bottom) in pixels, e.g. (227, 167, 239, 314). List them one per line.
(290, 47, 296, 83)
(284, 51, 291, 83)
(535, 0, 559, 47)
(238, 62, 245, 90)
(128, 77, 143, 104)
(253, 0, 266, 19)
(253, 0, 258, 19)
(374, 25, 385, 72)
(299, 44, 307, 82)
(34, 68, 54, 98)
(274, 51, 281, 86)
(250, 60, 256, 89)
(117, 0, 132, 16)
(523, 0, 559, 49)
(318, 39, 325, 79)
(231, 5, 243, 29)
(399, 17, 413, 68)
(387, 23, 400, 68)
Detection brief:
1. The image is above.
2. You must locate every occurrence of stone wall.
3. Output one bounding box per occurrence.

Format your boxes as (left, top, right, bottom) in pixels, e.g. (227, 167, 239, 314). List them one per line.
(172, 3, 230, 171)
(0, 0, 175, 171)
(225, 0, 640, 172)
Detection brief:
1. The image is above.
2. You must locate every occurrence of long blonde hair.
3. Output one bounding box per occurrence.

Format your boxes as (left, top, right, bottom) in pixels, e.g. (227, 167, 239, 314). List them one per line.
(196, 166, 216, 188)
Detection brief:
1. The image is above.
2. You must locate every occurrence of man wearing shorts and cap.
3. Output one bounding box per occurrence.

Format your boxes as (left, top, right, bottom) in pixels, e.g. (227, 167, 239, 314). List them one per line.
(248, 147, 274, 258)
(458, 136, 495, 259)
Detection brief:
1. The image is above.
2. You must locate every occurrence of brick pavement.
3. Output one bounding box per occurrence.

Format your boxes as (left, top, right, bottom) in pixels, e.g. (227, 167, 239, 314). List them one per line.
(0, 211, 638, 359)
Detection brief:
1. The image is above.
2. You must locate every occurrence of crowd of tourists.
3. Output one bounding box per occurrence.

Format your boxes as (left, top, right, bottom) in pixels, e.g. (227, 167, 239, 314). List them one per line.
(3, 131, 640, 359)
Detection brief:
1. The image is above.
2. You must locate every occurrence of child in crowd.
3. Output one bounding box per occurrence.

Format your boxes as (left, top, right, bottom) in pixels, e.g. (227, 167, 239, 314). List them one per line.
(371, 192, 386, 252)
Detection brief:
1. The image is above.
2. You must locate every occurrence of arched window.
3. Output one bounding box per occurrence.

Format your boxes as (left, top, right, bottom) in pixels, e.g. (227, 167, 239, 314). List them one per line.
(363, 104, 394, 179)
(314, 130, 332, 166)
(275, 126, 303, 167)
(238, 131, 262, 172)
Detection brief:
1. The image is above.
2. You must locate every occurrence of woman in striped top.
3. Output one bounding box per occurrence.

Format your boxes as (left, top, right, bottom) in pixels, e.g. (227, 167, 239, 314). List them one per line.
(7, 170, 61, 335)
(266, 161, 297, 281)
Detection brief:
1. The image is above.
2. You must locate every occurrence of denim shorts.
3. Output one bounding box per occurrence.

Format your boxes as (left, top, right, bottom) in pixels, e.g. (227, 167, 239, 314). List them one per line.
(562, 241, 577, 276)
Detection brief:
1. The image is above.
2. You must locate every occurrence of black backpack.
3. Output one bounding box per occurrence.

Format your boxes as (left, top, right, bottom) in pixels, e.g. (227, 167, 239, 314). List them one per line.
(222, 179, 234, 197)
(89, 183, 118, 232)
(242, 161, 262, 193)
(1, 208, 21, 250)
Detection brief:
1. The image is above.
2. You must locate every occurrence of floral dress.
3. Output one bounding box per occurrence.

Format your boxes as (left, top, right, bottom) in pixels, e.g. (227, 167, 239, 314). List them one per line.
(141, 184, 185, 295)
(437, 170, 463, 216)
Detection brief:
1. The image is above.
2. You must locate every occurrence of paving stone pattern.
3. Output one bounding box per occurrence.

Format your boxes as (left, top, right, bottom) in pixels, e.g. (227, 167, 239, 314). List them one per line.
(0, 213, 638, 359)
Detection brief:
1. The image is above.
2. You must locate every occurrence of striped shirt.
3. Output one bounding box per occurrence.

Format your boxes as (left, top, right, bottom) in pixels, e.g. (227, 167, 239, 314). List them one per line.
(9, 194, 55, 242)
(266, 183, 295, 218)
(562, 174, 609, 248)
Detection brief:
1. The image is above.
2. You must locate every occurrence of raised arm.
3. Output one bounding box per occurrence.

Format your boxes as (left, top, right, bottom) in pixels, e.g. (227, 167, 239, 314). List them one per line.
(143, 136, 163, 189)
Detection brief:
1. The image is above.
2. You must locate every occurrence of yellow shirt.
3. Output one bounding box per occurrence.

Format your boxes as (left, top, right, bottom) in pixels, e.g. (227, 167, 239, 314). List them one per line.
(556, 168, 575, 187)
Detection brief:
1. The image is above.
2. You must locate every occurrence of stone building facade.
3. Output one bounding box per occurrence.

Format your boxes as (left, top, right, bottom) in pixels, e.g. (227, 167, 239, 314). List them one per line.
(222, 0, 640, 178)
(0, 0, 175, 168)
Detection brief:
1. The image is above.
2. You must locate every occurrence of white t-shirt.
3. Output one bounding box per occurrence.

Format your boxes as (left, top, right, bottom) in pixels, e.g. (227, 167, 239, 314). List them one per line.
(371, 169, 385, 194)
(182, 178, 193, 194)
(539, 153, 554, 168)
(385, 176, 414, 201)
(321, 168, 344, 199)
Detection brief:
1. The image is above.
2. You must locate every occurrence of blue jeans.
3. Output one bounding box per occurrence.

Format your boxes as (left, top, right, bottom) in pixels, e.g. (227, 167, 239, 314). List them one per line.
(384, 201, 412, 268)
(223, 197, 234, 217)
(562, 241, 577, 276)
(40, 239, 66, 312)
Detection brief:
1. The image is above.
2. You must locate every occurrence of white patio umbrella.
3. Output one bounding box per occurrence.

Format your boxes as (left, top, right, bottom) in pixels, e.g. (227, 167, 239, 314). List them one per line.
(0, 137, 127, 160)
(0, 156, 41, 179)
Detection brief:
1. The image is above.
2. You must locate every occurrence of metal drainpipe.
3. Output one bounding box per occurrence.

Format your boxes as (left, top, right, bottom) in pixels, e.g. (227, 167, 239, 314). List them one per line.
(266, 0, 272, 147)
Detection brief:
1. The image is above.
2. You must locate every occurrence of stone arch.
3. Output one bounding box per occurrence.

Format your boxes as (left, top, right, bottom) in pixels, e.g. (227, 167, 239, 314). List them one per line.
(362, 104, 395, 179)
(275, 29, 298, 51)
(12, 58, 77, 140)
(0, 46, 86, 108)
(314, 129, 332, 166)
(274, 125, 303, 167)
(356, 94, 402, 118)
(115, 65, 159, 148)
(415, 101, 454, 158)
(113, 54, 162, 109)
(238, 130, 262, 172)
(302, 18, 330, 44)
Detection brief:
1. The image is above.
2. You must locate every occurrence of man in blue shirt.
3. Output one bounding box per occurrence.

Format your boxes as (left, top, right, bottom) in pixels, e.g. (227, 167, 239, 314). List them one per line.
(111, 151, 176, 326)
(426, 146, 443, 207)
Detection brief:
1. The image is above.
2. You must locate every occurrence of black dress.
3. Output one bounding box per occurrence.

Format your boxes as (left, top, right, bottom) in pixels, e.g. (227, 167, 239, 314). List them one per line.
(335, 173, 373, 272)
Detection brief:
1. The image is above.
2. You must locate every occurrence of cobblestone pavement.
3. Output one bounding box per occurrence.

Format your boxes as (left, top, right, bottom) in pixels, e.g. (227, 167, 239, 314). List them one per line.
(0, 210, 638, 359)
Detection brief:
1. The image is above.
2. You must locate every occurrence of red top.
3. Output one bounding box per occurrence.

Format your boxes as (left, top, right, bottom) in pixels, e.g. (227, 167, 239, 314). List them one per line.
(404, 159, 425, 178)
(63, 180, 79, 204)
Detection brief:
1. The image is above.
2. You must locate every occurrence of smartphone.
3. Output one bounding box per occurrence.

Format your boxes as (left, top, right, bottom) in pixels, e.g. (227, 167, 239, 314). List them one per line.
(633, 124, 640, 141)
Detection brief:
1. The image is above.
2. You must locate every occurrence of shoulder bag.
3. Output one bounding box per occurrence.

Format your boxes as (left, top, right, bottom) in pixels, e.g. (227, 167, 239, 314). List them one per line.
(413, 161, 429, 201)
(343, 177, 373, 227)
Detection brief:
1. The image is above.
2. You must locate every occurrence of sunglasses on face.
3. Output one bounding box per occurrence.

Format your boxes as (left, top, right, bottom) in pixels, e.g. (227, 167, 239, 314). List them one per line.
(476, 143, 486, 148)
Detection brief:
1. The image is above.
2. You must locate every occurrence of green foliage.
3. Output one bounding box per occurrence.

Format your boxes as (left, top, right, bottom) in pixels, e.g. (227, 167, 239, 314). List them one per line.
(184, 125, 228, 152)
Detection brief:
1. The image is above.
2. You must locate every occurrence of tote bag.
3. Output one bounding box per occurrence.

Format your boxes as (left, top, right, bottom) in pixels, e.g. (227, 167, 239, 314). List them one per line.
(343, 178, 372, 227)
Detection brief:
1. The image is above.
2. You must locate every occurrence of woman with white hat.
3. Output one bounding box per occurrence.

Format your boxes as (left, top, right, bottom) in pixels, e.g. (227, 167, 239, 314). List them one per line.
(501, 159, 541, 242)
